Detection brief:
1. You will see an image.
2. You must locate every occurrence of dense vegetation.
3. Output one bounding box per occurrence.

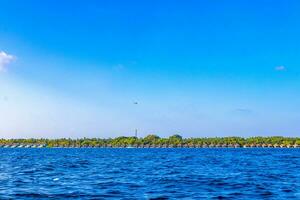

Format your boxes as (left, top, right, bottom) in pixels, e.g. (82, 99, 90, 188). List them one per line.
(1, 135, 300, 148)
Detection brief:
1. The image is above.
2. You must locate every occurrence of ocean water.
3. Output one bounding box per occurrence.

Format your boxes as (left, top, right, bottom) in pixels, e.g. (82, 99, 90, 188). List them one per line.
(0, 148, 299, 199)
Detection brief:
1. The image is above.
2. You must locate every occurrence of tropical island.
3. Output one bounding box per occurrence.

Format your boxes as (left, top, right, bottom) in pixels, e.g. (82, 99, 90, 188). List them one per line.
(1, 135, 300, 148)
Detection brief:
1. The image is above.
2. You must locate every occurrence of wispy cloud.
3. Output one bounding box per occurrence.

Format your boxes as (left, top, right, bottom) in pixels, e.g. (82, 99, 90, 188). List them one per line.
(275, 65, 286, 71)
(232, 108, 254, 117)
(0, 51, 15, 72)
(235, 108, 252, 113)
(113, 64, 125, 72)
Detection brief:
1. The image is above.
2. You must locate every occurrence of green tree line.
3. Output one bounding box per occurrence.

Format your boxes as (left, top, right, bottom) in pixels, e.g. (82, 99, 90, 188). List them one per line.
(0, 135, 300, 147)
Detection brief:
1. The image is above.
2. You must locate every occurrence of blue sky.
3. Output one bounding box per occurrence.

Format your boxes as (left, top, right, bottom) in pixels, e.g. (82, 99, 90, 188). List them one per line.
(0, 0, 300, 138)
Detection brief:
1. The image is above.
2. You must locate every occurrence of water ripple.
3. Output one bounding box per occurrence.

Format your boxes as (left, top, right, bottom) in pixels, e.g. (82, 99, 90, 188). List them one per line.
(0, 148, 299, 199)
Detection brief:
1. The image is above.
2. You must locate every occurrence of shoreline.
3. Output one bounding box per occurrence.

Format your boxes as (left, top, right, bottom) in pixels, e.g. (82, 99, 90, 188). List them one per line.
(1, 145, 299, 149)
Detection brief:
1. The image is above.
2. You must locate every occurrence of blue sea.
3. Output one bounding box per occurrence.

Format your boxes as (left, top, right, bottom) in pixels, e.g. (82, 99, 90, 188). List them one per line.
(0, 148, 299, 199)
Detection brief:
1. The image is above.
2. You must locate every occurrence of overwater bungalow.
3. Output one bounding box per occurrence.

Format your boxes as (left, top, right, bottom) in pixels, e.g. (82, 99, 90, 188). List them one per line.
(267, 144, 273, 148)
(293, 144, 299, 148)
(202, 144, 208, 148)
(234, 144, 240, 148)
(222, 144, 227, 148)
(273, 144, 279, 148)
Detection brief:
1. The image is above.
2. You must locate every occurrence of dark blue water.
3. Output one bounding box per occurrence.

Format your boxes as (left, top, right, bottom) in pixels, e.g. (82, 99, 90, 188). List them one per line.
(0, 148, 300, 199)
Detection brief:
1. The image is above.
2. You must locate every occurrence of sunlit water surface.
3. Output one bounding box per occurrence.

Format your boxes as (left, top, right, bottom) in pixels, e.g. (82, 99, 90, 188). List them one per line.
(0, 148, 300, 199)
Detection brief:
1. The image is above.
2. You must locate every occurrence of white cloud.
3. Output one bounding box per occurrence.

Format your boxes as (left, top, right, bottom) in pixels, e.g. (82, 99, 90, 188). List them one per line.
(0, 51, 15, 71)
(275, 65, 285, 71)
